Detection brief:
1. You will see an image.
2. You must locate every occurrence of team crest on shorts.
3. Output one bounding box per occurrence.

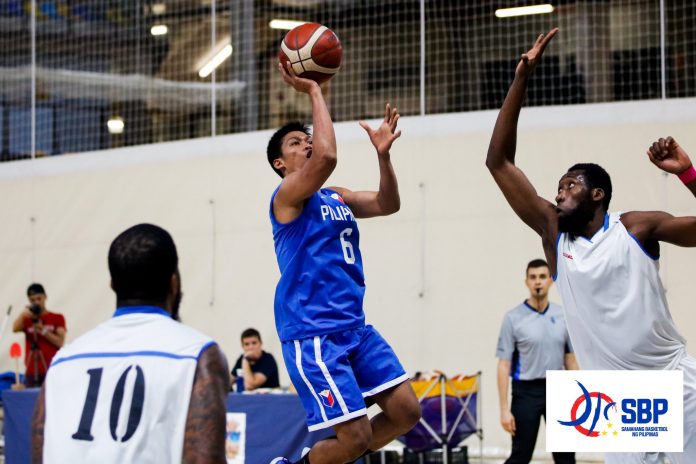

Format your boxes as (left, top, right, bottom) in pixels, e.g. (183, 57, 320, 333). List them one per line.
(319, 389, 335, 408)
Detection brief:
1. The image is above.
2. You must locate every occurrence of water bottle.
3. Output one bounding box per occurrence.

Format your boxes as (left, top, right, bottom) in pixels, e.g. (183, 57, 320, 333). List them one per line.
(236, 368, 245, 393)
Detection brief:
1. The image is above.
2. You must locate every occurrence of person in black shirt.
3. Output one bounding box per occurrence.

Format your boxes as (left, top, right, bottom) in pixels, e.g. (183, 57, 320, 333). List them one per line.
(231, 328, 280, 391)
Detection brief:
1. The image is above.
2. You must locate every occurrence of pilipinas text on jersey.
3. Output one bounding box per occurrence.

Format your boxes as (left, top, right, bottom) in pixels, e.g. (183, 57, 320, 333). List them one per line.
(271, 188, 366, 341)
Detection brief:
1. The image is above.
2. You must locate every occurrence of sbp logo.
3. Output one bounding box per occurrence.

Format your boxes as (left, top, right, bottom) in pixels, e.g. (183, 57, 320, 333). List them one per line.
(558, 381, 618, 436)
(558, 381, 669, 436)
(547, 370, 683, 453)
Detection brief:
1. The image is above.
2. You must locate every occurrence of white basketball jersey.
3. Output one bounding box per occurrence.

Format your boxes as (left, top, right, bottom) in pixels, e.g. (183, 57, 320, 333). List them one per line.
(43, 307, 215, 464)
(555, 212, 687, 370)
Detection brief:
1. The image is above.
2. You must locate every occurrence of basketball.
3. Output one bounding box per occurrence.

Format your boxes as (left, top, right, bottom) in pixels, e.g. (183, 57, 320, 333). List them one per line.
(279, 23, 342, 84)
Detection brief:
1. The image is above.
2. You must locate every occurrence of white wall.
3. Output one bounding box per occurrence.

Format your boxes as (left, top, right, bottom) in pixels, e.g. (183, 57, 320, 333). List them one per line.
(1, 98, 695, 458)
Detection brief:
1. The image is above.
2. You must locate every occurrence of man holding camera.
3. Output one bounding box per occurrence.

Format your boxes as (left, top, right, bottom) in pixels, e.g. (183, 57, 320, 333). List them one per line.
(12, 283, 66, 387)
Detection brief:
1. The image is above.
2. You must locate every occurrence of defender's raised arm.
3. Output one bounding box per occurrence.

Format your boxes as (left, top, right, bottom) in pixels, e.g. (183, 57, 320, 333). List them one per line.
(486, 29, 559, 239)
(623, 137, 696, 251)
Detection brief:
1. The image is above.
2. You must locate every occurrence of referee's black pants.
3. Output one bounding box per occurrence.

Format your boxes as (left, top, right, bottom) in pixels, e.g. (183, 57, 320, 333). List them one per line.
(504, 379, 575, 464)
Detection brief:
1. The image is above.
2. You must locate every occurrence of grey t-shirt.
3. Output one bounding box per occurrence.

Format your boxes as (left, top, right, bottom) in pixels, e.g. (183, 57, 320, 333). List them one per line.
(496, 301, 573, 381)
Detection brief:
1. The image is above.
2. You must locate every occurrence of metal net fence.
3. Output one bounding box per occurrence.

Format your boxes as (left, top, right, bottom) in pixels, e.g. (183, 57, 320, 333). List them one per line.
(0, 0, 694, 160)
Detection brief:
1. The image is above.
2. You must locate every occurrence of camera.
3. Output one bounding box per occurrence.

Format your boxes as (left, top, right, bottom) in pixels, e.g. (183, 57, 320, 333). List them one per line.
(29, 303, 42, 317)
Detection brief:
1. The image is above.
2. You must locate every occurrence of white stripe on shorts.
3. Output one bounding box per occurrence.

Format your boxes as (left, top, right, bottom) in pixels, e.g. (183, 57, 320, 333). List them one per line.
(294, 340, 327, 422)
(362, 373, 410, 398)
(313, 336, 350, 414)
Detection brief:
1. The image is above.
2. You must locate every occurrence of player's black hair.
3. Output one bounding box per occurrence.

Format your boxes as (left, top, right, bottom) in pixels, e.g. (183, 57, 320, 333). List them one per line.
(27, 283, 45, 296)
(266, 121, 310, 178)
(567, 163, 613, 210)
(108, 224, 178, 302)
(241, 328, 261, 342)
(526, 259, 549, 275)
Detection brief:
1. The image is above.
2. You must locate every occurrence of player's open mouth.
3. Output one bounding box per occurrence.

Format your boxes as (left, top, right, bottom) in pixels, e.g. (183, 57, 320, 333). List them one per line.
(306, 151, 312, 158)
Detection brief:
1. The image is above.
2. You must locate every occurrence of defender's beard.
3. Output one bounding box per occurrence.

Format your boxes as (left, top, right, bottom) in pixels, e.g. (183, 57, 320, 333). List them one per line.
(558, 204, 595, 237)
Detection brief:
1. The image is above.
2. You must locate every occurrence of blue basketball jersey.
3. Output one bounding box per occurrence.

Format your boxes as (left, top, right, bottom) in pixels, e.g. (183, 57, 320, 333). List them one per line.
(270, 187, 366, 341)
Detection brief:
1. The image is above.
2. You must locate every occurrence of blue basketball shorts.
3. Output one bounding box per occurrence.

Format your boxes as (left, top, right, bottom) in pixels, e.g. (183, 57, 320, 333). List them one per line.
(282, 324, 409, 431)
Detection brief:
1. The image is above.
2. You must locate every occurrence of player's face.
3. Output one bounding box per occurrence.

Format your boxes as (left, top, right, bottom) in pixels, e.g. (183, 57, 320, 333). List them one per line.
(241, 336, 262, 361)
(556, 171, 594, 233)
(277, 131, 312, 176)
(525, 266, 552, 298)
(28, 293, 46, 312)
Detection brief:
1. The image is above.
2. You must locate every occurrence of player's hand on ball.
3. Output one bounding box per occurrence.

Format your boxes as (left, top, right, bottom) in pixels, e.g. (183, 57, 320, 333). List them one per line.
(359, 103, 402, 158)
(516, 27, 559, 78)
(278, 61, 320, 94)
(647, 136, 693, 174)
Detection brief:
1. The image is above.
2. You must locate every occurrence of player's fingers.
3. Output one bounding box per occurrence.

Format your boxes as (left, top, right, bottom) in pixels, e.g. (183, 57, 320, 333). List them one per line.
(284, 60, 297, 78)
(358, 120, 371, 133)
(647, 150, 658, 164)
(521, 53, 529, 63)
(651, 141, 662, 155)
(666, 136, 675, 150)
(541, 27, 559, 48)
(392, 130, 402, 140)
(384, 103, 391, 121)
(534, 33, 545, 46)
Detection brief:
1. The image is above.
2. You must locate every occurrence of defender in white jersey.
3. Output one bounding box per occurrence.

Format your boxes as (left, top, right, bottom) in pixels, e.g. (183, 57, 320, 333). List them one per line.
(31, 224, 229, 464)
(486, 29, 696, 464)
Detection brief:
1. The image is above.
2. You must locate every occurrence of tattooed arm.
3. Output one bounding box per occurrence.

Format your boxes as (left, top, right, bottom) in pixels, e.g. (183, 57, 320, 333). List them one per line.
(183, 343, 229, 464)
(31, 385, 46, 464)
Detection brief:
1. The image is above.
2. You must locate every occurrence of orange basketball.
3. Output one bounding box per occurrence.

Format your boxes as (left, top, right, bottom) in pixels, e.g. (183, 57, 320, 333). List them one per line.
(279, 23, 342, 84)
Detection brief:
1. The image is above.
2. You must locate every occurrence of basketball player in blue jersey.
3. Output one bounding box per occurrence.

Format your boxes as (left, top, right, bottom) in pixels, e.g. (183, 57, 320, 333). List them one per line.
(487, 28, 696, 463)
(266, 62, 421, 464)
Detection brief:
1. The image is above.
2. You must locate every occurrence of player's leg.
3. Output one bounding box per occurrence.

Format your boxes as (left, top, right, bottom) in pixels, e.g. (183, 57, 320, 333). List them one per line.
(365, 381, 421, 451)
(506, 380, 543, 464)
(665, 356, 696, 463)
(305, 416, 372, 464)
(352, 325, 420, 452)
(273, 333, 372, 464)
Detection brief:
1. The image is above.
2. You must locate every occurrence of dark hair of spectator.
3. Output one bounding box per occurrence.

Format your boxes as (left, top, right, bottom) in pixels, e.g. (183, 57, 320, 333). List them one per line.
(241, 328, 262, 342)
(27, 283, 46, 296)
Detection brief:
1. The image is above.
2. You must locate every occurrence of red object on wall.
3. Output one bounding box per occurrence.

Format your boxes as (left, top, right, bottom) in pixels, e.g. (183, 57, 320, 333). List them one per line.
(9, 342, 21, 359)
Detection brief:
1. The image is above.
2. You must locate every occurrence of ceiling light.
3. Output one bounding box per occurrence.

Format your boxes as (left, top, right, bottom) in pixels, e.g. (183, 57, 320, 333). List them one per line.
(107, 117, 124, 134)
(152, 3, 166, 15)
(198, 44, 233, 78)
(150, 24, 168, 36)
(495, 4, 554, 18)
(269, 19, 307, 30)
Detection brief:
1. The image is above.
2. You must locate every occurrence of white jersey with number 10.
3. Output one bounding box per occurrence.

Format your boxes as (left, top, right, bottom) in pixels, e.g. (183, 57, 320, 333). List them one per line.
(43, 307, 214, 464)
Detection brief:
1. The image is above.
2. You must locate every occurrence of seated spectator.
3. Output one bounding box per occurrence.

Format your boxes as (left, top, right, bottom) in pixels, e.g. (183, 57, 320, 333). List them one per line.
(231, 328, 280, 391)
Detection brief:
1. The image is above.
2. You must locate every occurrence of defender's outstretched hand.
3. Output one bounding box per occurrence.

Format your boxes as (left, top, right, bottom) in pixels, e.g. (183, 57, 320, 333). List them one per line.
(359, 103, 402, 157)
(515, 28, 559, 78)
(647, 137, 693, 175)
(278, 61, 319, 94)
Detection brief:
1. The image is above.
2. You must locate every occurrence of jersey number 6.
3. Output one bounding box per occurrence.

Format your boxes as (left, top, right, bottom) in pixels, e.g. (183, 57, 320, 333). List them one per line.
(340, 228, 355, 264)
(72, 365, 145, 442)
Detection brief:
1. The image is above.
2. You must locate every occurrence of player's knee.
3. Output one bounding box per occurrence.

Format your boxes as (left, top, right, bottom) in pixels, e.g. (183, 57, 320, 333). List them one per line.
(340, 423, 372, 458)
(401, 399, 422, 431)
